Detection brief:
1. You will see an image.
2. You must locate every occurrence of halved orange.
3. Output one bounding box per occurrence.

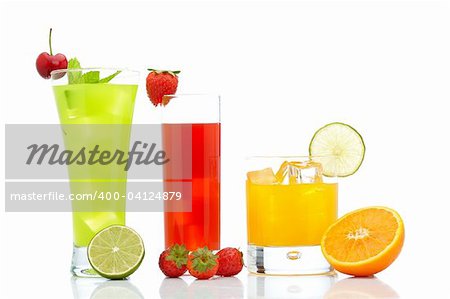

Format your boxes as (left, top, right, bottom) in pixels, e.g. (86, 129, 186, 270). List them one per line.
(321, 206, 404, 276)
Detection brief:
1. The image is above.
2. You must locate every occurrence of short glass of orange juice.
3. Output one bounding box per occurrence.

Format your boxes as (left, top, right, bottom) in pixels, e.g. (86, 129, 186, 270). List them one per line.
(246, 156, 338, 275)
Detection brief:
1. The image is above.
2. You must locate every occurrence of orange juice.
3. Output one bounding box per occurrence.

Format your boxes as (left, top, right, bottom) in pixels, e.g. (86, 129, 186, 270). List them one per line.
(247, 181, 338, 246)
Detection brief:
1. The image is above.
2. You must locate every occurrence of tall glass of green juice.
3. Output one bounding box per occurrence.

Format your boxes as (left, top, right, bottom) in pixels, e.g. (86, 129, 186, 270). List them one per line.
(51, 68, 139, 277)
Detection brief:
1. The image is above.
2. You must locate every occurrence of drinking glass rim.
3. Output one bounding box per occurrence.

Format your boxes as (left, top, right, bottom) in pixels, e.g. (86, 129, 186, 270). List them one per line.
(245, 155, 337, 160)
(161, 94, 221, 111)
(50, 68, 139, 76)
(162, 94, 221, 101)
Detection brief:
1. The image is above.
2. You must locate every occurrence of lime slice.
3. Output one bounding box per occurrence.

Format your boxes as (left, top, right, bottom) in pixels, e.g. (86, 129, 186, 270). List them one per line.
(87, 225, 145, 279)
(309, 122, 365, 177)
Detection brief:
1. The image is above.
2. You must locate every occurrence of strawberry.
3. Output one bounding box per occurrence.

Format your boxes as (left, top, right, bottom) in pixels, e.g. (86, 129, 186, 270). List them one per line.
(159, 244, 188, 278)
(187, 247, 219, 280)
(146, 69, 180, 106)
(216, 247, 244, 277)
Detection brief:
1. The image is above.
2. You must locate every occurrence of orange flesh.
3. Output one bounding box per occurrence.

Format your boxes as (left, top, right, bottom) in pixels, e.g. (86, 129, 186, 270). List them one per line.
(324, 208, 398, 262)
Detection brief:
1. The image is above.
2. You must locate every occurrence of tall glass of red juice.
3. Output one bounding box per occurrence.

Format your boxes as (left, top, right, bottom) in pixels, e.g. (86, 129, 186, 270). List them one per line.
(161, 94, 220, 250)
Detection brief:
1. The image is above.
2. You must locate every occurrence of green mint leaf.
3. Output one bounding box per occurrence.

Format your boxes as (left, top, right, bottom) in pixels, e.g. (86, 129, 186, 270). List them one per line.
(67, 58, 82, 84)
(68, 57, 81, 69)
(80, 71, 100, 83)
(67, 58, 120, 84)
(99, 70, 121, 83)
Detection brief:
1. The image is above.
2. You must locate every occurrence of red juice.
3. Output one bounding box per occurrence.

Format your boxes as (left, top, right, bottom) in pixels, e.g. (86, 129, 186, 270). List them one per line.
(162, 123, 221, 250)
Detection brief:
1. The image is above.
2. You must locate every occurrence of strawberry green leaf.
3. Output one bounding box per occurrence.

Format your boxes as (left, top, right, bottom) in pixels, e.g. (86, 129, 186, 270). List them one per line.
(166, 244, 188, 269)
(147, 69, 180, 77)
(191, 247, 217, 272)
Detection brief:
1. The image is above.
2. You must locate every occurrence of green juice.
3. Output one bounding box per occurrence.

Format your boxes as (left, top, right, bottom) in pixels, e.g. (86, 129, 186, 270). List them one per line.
(53, 83, 137, 247)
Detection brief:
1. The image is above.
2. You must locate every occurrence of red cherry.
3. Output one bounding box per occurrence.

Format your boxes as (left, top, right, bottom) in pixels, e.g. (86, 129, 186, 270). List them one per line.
(36, 52, 67, 79)
(35, 28, 68, 79)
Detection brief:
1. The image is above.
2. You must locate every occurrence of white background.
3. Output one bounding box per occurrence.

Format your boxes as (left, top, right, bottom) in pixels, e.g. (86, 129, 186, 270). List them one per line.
(1, 0, 450, 298)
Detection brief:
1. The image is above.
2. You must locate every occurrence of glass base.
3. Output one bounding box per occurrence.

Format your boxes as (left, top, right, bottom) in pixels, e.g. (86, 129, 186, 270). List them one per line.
(247, 245, 333, 275)
(71, 245, 101, 277)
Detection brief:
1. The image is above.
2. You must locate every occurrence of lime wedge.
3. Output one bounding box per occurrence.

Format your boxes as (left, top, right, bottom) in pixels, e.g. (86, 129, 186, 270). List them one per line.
(87, 225, 145, 279)
(309, 122, 365, 177)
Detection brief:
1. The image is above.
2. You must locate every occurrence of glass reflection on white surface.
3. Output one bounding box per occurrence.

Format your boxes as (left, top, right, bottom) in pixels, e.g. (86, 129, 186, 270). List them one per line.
(159, 277, 244, 299)
(71, 276, 144, 299)
(324, 277, 399, 299)
(159, 277, 189, 298)
(248, 273, 337, 299)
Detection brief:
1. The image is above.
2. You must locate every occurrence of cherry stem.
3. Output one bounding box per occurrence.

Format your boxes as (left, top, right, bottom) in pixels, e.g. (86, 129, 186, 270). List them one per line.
(49, 28, 53, 56)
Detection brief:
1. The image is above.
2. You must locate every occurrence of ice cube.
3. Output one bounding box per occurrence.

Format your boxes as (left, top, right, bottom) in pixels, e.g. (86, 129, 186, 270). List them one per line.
(247, 168, 277, 184)
(288, 161, 323, 184)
